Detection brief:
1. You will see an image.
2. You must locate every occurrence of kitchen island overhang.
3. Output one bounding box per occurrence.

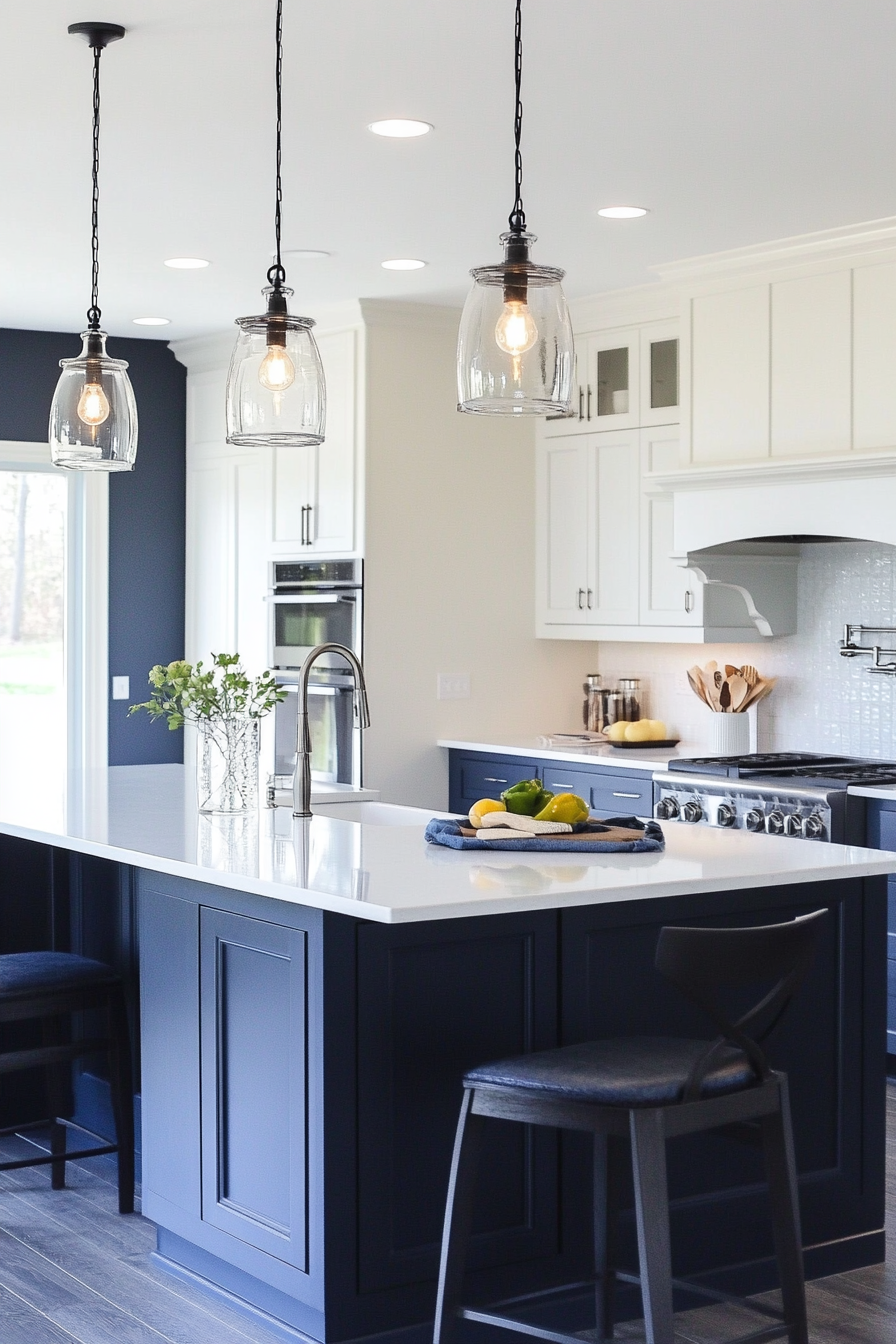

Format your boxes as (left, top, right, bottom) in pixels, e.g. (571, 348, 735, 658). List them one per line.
(0, 764, 892, 1344)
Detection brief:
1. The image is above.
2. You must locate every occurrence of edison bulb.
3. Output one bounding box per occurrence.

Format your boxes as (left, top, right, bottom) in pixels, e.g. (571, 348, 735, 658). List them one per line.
(494, 301, 538, 356)
(259, 344, 296, 392)
(77, 381, 110, 426)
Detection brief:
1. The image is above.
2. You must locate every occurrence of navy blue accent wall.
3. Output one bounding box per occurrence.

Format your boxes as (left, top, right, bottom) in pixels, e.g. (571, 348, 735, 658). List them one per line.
(0, 327, 186, 765)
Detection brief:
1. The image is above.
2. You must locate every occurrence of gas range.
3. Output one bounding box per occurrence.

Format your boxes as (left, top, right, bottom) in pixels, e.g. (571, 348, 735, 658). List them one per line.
(653, 752, 896, 844)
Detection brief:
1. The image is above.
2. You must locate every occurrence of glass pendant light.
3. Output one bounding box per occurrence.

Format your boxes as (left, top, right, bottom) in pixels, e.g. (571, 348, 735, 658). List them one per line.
(226, 0, 325, 448)
(457, 0, 574, 417)
(50, 23, 137, 471)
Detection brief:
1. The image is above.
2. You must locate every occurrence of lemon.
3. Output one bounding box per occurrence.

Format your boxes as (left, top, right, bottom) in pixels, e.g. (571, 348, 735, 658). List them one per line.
(624, 720, 654, 742)
(606, 720, 630, 741)
(647, 719, 667, 740)
(468, 798, 505, 828)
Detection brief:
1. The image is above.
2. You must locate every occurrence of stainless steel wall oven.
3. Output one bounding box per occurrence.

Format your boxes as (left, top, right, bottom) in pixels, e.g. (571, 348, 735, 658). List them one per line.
(268, 560, 363, 787)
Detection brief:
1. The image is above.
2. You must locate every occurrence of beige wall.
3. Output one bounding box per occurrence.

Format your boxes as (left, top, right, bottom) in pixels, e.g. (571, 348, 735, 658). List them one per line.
(361, 307, 594, 809)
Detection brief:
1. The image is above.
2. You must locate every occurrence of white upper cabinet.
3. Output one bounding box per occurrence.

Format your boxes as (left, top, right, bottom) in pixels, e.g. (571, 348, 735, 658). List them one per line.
(639, 429, 702, 628)
(639, 321, 681, 427)
(853, 260, 896, 451)
(269, 328, 357, 556)
(547, 321, 678, 436)
(691, 285, 770, 463)
(536, 429, 640, 631)
(671, 220, 896, 468)
(770, 271, 851, 457)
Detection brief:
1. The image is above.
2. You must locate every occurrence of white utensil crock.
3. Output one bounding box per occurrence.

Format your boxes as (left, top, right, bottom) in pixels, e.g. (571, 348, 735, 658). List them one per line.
(709, 712, 750, 757)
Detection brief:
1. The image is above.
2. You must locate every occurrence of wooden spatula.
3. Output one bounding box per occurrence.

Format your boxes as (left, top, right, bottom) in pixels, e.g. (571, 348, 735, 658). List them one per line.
(728, 673, 749, 710)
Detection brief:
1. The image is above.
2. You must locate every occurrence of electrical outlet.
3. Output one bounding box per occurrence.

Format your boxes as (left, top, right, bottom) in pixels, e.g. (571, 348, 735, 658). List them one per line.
(437, 673, 471, 701)
(112, 676, 130, 701)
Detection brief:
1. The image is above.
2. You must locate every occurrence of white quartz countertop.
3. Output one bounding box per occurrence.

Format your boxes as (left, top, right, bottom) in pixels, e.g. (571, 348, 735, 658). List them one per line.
(849, 785, 896, 802)
(0, 765, 893, 925)
(437, 736, 697, 772)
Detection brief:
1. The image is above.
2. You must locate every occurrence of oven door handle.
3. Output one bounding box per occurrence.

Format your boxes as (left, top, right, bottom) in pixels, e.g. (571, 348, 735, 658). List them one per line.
(268, 594, 342, 605)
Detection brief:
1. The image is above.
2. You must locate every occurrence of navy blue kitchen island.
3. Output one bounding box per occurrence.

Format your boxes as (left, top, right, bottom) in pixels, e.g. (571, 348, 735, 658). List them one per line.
(0, 766, 893, 1344)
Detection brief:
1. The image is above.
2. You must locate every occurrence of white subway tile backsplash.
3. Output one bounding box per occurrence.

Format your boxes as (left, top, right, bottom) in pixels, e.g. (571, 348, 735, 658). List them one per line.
(596, 542, 896, 758)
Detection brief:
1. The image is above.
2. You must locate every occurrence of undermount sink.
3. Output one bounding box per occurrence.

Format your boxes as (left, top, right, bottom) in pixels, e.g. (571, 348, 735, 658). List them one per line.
(312, 801, 436, 826)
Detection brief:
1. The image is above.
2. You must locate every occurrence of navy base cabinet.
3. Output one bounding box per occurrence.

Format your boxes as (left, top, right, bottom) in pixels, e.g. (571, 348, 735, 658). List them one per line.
(138, 868, 885, 1344)
(447, 749, 653, 819)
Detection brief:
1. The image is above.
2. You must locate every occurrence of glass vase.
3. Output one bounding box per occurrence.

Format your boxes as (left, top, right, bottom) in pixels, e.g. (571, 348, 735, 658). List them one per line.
(196, 715, 260, 814)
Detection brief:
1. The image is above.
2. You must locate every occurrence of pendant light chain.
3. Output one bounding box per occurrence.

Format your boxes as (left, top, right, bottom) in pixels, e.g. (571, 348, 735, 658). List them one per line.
(267, 0, 286, 290)
(87, 43, 103, 330)
(508, 0, 526, 236)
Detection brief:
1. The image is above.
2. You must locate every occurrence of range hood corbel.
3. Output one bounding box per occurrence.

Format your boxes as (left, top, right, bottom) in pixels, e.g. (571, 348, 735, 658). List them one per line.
(673, 543, 800, 640)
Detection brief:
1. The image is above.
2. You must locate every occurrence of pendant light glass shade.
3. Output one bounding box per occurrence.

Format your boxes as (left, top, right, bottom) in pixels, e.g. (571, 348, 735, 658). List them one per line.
(457, 231, 574, 415)
(226, 287, 325, 447)
(50, 329, 138, 470)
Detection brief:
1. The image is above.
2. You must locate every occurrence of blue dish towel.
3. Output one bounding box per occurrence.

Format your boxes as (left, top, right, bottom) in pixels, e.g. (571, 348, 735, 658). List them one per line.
(425, 816, 665, 853)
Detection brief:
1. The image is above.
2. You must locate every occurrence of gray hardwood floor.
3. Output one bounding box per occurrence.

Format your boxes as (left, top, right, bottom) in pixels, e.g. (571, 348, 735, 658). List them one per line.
(1, 1092, 895, 1344)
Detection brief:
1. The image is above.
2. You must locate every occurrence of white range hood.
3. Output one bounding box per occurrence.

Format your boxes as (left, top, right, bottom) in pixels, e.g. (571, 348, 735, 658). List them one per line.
(651, 457, 896, 638)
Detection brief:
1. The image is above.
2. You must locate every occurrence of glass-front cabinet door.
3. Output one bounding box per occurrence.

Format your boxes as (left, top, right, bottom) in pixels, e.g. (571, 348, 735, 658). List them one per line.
(639, 320, 680, 426)
(583, 327, 640, 429)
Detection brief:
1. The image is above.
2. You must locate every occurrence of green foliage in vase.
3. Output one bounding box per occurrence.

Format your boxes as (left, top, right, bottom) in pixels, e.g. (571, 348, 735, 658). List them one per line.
(129, 653, 285, 731)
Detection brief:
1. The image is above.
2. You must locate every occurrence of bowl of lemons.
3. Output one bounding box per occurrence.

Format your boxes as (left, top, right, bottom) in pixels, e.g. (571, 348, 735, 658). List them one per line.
(605, 719, 679, 748)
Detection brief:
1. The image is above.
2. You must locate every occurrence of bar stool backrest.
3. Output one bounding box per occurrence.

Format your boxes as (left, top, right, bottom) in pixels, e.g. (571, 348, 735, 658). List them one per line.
(654, 909, 828, 1100)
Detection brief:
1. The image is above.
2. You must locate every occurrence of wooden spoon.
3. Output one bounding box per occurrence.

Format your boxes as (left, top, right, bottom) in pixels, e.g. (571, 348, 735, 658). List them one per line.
(700, 667, 721, 711)
(728, 673, 749, 711)
(687, 667, 710, 706)
(719, 679, 732, 711)
(724, 664, 739, 678)
(740, 664, 759, 687)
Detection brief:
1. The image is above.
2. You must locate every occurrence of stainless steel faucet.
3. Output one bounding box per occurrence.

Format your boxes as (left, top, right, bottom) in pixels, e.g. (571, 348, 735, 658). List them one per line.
(292, 643, 370, 818)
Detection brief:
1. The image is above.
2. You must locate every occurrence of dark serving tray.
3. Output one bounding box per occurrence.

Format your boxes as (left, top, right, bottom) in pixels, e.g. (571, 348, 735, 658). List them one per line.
(609, 739, 680, 750)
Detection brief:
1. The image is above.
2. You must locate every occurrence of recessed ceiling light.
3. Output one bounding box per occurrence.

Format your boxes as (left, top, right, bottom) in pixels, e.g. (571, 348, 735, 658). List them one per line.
(597, 206, 649, 219)
(381, 258, 427, 270)
(281, 249, 331, 261)
(164, 257, 210, 269)
(368, 119, 433, 138)
(132, 316, 171, 326)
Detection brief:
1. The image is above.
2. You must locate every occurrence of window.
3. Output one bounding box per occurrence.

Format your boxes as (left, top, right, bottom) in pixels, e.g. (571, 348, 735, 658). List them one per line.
(0, 442, 108, 790)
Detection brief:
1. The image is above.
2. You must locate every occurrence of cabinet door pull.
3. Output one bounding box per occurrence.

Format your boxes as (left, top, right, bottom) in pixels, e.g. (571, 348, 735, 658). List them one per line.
(586, 588, 593, 609)
(483, 777, 508, 785)
(305, 505, 313, 546)
(578, 387, 584, 421)
(684, 590, 694, 613)
(550, 782, 575, 791)
(612, 790, 640, 799)
(300, 504, 308, 546)
(577, 587, 585, 609)
(586, 385, 592, 421)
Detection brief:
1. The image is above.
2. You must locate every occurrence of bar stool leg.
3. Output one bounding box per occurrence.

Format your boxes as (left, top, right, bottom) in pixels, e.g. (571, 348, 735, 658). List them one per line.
(593, 1132, 616, 1340)
(107, 987, 135, 1214)
(41, 1016, 68, 1190)
(629, 1109, 674, 1344)
(761, 1079, 809, 1344)
(433, 1088, 484, 1344)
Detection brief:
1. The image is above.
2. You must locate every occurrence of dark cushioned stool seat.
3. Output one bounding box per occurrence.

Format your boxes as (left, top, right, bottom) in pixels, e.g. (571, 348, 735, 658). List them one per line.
(0, 952, 118, 997)
(465, 1037, 755, 1108)
(0, 950, 134, 1214)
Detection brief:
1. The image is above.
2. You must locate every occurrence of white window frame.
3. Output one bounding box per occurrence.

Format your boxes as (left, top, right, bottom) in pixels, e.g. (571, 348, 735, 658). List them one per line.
(0, 440, 108, 771)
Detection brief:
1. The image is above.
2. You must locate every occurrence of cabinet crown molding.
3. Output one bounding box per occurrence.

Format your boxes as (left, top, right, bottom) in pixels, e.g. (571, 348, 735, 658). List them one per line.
(647, 449, 896, 492)
(653, 215, 896, 286)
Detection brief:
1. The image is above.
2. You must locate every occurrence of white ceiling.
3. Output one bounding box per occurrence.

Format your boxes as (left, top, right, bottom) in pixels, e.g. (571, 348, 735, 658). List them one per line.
(6, 0, 896, 341)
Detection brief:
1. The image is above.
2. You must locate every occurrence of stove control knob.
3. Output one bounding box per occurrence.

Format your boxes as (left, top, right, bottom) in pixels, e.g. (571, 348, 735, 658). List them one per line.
(803, 813, 826, 841)
(681, 800, 704, 824)
(716, 803, 736, 828)
(655, 797, 680, 820)
(765, 810, 785, 835)
(744, 809, 765, 832)
(784, 813, 804, 837)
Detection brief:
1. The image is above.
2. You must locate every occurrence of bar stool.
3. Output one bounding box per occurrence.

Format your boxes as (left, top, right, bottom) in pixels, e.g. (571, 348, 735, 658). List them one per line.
(433, 909, 827, 1344)
(0, 952, 135, 1214)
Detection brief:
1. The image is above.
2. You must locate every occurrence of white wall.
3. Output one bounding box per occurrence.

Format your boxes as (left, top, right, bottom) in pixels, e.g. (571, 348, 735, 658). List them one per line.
(361, 307, 596, 808)
(596, 540, 896, 758)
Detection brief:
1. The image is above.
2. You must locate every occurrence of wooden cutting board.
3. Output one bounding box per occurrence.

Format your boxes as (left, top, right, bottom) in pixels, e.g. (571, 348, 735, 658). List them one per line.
(457, 823, 646, 844)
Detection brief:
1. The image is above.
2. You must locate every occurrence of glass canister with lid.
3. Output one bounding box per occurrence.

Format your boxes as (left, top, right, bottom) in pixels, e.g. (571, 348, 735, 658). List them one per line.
(583, 673, 609, 733)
